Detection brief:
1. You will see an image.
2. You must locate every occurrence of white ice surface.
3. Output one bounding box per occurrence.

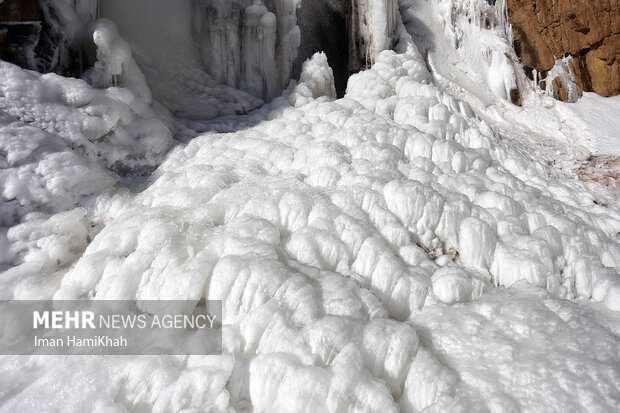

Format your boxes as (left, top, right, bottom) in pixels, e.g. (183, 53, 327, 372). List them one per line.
(96, 0, 305, 119)
(0, 2, 619, 412)
(555, 93, 620, 157)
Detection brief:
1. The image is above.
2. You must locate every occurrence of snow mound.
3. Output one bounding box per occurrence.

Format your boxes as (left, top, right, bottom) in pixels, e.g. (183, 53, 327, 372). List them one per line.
(0, 42, 172, 277)
(0, 114, 115, 227)
(0, 61, 173, 171)
(413, 285, 620, 413)
(289, 52, 337, 106)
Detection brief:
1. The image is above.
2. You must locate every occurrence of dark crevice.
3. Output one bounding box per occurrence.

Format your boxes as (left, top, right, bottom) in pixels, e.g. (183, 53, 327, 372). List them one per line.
(0, 0, 83, 77)
(294, 0, 353, 98)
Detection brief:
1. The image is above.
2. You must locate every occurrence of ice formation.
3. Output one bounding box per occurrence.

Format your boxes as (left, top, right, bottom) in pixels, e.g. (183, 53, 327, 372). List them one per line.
(189, 0, 399, 101)
(192, 0, 301, 102)
(399, 0, 521, 107)
(68, 0, 100, 22)
(1, 0, 619, 412)
(349, 0, 399, 68)
(95, 0, 265, 119)
(72, 0, 400, 114)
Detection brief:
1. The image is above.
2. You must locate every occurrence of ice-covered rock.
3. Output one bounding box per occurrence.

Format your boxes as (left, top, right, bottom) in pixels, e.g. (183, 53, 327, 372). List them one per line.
(349, 0, 399, 68)
(85, 19, 151, 102)
(0, 60, 172, 171)
(431, 266, 488, 304)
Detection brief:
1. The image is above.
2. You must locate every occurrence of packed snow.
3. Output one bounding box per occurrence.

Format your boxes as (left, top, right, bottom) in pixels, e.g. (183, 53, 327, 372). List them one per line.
(555, 93, 620, 157)
(0, 0, 619, 412)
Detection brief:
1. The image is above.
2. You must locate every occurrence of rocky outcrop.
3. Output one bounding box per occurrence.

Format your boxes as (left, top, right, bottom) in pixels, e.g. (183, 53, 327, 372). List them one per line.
(0, 0, 43, 21)
(508, 0, 620, 100)
(0, 0, 82, 76)
(0, 0, 43, 65)
(295, 0, 398, 97)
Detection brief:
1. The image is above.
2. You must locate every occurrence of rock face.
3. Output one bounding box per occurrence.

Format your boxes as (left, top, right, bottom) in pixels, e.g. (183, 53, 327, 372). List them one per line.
(0, 0, 42, 21)
(508, 0, 620, 100)
(0, 0, 43, 66)
(0, 0, 82, 76)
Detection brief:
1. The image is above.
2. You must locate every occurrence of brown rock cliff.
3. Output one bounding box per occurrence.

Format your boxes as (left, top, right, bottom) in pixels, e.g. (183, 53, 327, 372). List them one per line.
(508, 0, 620, 99)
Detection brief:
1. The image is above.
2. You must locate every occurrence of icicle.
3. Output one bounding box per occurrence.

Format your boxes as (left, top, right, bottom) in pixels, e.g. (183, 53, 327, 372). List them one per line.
(348, 0, 398, 69)
(192, 0, 300, 101)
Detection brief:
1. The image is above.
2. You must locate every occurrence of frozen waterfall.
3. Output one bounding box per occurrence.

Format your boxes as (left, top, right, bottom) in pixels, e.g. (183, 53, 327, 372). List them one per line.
(192, 0, 301, 102)
(62, 0, 399, 111)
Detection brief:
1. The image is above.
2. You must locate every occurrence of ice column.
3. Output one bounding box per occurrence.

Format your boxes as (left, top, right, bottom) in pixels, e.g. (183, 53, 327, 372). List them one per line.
(193, 1, 241, 88)
(89, 19, 152, 102)
(273, 0, 301, 95)
(241, 2, 278, 99)
(350, 0, 398, 70)
(193, 0, 301, 102)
